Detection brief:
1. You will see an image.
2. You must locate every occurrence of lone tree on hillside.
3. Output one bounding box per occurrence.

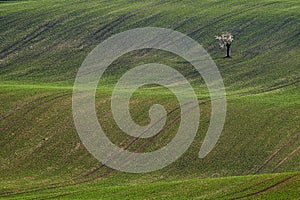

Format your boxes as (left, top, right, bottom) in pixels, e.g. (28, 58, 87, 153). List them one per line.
(216, 32, 233, 58)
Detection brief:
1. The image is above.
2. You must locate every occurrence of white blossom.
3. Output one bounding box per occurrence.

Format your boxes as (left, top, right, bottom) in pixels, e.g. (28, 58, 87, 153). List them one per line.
(215, 32, 233, 48)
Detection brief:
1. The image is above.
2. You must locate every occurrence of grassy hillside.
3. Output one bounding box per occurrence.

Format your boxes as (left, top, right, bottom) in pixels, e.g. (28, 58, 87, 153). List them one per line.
(1, 0, 300, 199)
(1, 0, 299, 90)
(0, 84, 299, 199)
(1, 173, 299, 199)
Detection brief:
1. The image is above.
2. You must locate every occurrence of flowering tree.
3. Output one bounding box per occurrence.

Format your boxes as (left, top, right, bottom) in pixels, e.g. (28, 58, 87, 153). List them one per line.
(216, 32, 234, 58)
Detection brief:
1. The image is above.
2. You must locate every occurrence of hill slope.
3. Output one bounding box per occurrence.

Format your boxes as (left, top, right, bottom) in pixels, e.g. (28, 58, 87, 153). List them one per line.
(1, 173, 300, 199)
(1, 0, 299, 90)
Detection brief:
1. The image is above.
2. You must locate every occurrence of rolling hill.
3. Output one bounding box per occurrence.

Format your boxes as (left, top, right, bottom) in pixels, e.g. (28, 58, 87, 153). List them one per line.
(0, 0, 299, 199)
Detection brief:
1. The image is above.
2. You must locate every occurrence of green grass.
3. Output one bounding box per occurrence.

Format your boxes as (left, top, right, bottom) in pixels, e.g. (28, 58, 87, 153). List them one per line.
(1, 0, 299, 89)
(0, 85, 299, 178)
(1, 0, 300, 199)
(0, 173, 299, 199)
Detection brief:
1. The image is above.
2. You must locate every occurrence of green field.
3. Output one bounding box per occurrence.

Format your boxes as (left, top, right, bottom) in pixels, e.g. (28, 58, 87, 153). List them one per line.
(1, 0, 300, 199)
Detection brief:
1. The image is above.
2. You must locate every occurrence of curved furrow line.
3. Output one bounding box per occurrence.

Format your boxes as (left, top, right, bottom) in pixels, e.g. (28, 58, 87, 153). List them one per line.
(231, 173, 300, 200)
(0, 92, 65, 122)
(255, 130, 300, 174)
(220, 131, 300, 198)
(1, 1, 108, 61)
(271, 145, 300, 173)
(221, 176, 278, 199)
(259, 80, 300, 94)
(32, 191, 79, 200)
(188, 2, 280, 38)
(0, 93, 70, 132)
(222, 131, 299, 197)
(0, 20, 61, 59)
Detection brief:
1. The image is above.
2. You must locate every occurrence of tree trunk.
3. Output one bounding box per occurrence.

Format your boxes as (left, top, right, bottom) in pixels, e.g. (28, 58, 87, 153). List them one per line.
(226, 43, 231, 58)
